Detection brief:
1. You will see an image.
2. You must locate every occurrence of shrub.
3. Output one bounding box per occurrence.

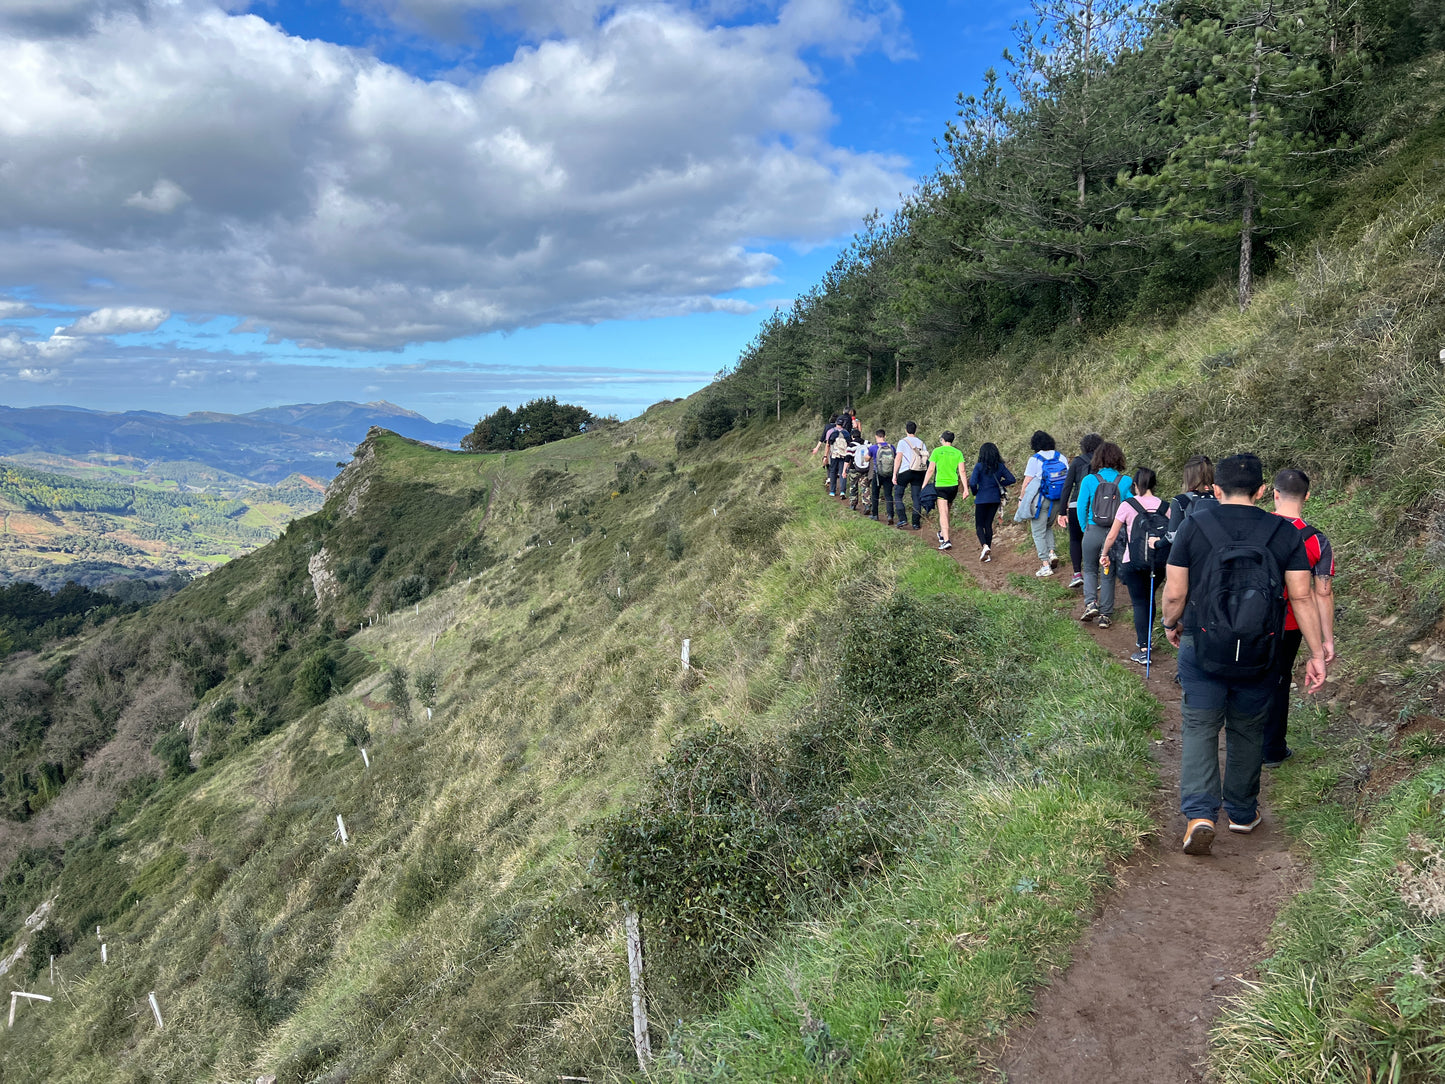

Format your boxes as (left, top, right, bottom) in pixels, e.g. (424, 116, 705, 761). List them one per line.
(592, 720, 912, 990)
(151, 728, 193, 779)
(666, 525, 685, 562)
(386, 667, 411, 727)
(325, 702, 370, 749)
(293, 650, 335, 708)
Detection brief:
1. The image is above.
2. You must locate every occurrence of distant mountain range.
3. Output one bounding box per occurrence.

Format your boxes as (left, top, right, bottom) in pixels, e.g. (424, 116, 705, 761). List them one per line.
(0, 400, 471, 483)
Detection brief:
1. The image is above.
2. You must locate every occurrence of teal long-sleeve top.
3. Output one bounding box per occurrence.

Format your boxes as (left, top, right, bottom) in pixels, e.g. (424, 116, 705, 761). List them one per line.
(1076, 468, 1134, 527)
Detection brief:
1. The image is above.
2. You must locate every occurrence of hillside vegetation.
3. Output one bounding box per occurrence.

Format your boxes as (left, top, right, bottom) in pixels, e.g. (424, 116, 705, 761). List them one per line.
(0, 12, 1443, 1084)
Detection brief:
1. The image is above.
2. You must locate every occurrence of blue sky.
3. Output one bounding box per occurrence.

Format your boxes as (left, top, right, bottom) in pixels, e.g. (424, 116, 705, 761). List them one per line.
(0, 0, 1025, 424)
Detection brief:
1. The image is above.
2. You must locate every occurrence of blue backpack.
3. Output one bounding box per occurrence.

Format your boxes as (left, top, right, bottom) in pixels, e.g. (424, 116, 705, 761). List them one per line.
(1038, 453, 1069, 501)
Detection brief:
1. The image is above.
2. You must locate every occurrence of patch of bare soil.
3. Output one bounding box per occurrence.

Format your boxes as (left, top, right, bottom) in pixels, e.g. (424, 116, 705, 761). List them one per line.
(835, 493, 1311, 1082)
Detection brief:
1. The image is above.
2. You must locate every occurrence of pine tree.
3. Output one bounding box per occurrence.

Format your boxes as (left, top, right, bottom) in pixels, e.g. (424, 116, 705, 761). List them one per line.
(1127, 0, 1345, 309)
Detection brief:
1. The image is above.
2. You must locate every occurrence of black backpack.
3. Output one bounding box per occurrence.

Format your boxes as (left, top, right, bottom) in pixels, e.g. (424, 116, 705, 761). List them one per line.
(1125, 497, 1172, 575)
(1091, 474, 1122, 527)
(1190, 514, 1289, 680)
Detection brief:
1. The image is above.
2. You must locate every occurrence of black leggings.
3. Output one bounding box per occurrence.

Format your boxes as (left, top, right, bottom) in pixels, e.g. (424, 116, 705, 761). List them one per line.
(1067, 507, 1085, 573)
(975, 502, 1000, 547)
(1123, 565, 1163, 648)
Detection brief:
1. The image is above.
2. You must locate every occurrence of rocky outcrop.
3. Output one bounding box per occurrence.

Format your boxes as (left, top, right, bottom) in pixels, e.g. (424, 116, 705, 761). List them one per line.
(308, 547, 341, 606)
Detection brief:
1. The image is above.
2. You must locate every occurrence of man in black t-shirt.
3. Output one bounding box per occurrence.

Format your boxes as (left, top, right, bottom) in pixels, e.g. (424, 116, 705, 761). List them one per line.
(1160, 454, 1327, 857)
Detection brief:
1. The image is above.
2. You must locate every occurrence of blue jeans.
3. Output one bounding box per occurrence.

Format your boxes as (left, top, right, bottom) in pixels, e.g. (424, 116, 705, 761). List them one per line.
(827, 457, 846, 494)
(1177, 636, 1273, 823)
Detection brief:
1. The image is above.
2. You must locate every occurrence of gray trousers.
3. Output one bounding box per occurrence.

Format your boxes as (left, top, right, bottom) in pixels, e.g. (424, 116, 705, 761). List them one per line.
(1029, 513, 1055, 562)
(1081, 523, 1118, 615)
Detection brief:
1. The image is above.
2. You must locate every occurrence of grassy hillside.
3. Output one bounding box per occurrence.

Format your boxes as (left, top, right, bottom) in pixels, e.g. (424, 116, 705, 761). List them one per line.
(0, 60, 1443, 1084)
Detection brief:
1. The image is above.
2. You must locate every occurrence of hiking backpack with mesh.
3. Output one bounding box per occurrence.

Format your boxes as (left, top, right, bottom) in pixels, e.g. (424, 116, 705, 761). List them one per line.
(874, 442, 896, 479)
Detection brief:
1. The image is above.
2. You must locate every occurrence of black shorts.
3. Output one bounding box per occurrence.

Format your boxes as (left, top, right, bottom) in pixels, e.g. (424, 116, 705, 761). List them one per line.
(936, 485, 960, 502)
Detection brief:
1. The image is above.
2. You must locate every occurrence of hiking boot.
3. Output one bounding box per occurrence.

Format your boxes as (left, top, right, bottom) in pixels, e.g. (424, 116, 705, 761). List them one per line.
(1080, 605, 1100, 622)
(1130, 649, 1150, 665)
(1035, 563, 1053, 577)
(1183, 818, 1215, 855)
(1097, 615, 1113, 630)
(1068, 573, 1084, 588)
(938, 540, 952, 551)
(1228, 812, 1262, 834)
(1262, 749, 1294, 768)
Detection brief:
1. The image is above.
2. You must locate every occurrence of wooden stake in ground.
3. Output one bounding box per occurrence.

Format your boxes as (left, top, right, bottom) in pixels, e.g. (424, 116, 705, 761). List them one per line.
(148, 991, 164, 1029)
(624, 910, 652, 1071)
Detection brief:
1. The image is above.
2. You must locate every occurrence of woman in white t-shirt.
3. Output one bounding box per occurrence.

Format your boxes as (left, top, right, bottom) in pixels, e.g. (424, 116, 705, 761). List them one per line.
(1014, 430, 1066, 577)
(1101, 466, 1167, 665)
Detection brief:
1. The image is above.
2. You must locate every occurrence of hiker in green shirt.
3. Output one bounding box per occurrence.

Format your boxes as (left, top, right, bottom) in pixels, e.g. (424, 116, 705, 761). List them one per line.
(923, 431, 966, 551)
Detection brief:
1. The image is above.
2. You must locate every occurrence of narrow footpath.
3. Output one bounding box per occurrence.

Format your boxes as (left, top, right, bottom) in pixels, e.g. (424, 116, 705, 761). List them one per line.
(900, 506, 1305, 1083)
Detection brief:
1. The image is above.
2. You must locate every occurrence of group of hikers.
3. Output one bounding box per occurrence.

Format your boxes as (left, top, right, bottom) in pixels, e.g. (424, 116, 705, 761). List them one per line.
(812, 413, 1337, 857)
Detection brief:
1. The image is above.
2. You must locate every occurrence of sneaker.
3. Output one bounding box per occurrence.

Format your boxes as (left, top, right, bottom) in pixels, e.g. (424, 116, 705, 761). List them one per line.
(1068, 573, 1084, 588)
(938, 540, 952, 551)
(828, 491, 836, 497)
(886, 518, 895, 526)
(896, 522, 909, 530)
(1183, 818, 1215, 855)
(1228, 812, 1263, 834)
(1097, 615, 1113, 630)
(1080, 605, 1100, 622)
(938, 531, 946, 543)
(1130, 649, 1150, 665)
(868, 515, 880, 521)
(1035, 563, 1054, 578)
(1262, 749, 1294, 768)
(1048, 551, 1060, 568)
(980, 545, 991, 562)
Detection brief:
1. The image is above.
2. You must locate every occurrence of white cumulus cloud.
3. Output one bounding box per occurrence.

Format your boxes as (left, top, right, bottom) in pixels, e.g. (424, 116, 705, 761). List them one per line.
(0, 0, 911, 350)
(65, 306, 172, 335)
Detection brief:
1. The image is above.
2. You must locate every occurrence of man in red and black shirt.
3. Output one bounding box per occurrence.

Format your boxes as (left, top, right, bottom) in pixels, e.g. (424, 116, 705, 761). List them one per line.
(1265, 468, 1336, 766)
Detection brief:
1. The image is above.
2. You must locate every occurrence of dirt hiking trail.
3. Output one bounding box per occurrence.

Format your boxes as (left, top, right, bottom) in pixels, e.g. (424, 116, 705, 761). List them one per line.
(871, 497, 1307, 1083)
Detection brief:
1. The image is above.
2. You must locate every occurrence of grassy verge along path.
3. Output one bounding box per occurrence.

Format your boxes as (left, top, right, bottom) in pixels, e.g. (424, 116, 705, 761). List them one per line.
(653, 528, 1159, 1080)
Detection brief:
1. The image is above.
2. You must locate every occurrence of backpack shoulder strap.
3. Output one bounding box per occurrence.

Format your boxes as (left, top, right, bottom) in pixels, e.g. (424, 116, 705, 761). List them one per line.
(1194, 511, 1230, 551)
(1124, 496, 1146, 517)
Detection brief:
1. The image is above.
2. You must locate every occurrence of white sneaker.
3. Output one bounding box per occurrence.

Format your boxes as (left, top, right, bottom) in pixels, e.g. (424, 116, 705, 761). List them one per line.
(980, 545, 991, 562)
(1035, 563, 1053, 577)
(1048, 551, 1059, 568)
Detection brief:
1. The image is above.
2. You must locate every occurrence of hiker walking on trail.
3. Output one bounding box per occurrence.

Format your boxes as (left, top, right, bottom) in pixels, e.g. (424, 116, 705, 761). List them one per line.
(826, 416, 853, 498)
(1016, 430, 1068, 577)
(923, 431, 966, 551)
(1058, 433, 1103, 589)
(1078, 442, 1133, 629)
(893, 422, 929, 532)
(967, 442, 1015, 562)
(1161, 454, 1328, 856)
(1263, 468, 1336, 767)
(845, 426, 869, 510)
(867, 429, 898, 524)
(1102, 467, 1171, 665)
(1168, 454, 1218, 542)
(814, 414, 848, 496)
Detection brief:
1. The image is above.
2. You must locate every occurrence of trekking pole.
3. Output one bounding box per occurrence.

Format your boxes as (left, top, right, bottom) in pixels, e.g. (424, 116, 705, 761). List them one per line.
(1146, 566, 1156, 679)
